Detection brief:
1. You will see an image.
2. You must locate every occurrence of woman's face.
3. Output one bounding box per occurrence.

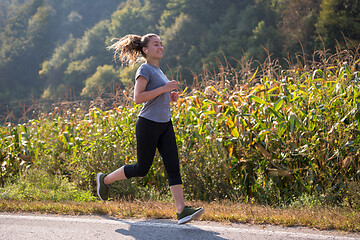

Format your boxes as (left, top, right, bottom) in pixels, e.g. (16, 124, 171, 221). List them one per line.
(143, 36, 164, 59)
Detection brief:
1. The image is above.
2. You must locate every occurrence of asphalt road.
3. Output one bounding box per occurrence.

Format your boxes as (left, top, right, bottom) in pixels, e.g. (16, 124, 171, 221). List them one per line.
(0, 212, 359, 240)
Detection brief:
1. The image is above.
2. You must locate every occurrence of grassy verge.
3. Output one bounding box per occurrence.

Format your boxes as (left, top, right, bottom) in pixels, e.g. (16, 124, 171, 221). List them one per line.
(0, 199, 359, 233)
(0, 168, 359, 232)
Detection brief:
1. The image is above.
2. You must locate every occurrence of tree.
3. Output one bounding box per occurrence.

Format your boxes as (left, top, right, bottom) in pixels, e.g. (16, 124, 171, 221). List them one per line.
(200, 0, 280, 70)
(279, 0, 320, 55)
(39, 20, 112, 99)
(161, 13, 199, 83)
(0, 0, 54, 102)
(109, 0, 149, 38)
(39, 36, 76, 98)
(316, 0, 360, 49)
(160, 0, 238, 81)
(64, 57, 96, 95)
(81, 65, 121, 97)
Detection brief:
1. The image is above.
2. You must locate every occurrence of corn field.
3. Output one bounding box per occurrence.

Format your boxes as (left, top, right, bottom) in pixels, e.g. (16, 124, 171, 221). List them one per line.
(1, 48, 360, 208)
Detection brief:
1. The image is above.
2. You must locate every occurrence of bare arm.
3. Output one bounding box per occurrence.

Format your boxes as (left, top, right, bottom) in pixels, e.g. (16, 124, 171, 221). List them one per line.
(134, 76, 178, 104)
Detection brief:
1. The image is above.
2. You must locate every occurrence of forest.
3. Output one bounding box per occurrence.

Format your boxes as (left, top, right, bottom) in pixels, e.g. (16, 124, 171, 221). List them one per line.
(0, 0, 359, 117)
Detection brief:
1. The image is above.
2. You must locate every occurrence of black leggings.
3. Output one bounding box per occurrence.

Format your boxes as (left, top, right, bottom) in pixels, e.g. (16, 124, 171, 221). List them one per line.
(124, 117, 182, 186)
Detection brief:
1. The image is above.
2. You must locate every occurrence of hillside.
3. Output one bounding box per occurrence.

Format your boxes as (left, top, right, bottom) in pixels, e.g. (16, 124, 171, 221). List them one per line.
(0, 0, 359, 116)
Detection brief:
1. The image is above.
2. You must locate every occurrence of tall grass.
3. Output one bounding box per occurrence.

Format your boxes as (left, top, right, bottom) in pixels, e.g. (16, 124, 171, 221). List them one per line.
(1, 47, 360, 209)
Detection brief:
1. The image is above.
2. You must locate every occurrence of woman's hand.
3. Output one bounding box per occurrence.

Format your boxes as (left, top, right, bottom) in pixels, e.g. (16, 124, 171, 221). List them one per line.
(171, 92, 179, 102)
(164, 80, 178, 92)
(134, 77, 179, 104)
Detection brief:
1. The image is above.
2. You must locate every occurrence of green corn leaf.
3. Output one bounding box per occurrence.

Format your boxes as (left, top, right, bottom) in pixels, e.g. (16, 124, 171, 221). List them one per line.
(249, 67, 258, 83)
(249, 95, 268, 105)
(274, 98, 284, 111)
(268, 107, 285, 122)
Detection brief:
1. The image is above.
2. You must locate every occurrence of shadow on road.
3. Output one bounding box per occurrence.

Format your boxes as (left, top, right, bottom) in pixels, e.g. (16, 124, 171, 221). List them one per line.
(103, 216, 227, 240)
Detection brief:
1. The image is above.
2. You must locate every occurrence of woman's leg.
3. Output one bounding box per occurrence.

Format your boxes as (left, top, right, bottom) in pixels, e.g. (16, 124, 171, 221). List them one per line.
(169, 184, 186, 213)
(157, 121, 185, 213)
(103, 166, 126, 184)
(107, 117, 159, 182)
(158, 121, 204, 224)
(124, 117, 159, 178)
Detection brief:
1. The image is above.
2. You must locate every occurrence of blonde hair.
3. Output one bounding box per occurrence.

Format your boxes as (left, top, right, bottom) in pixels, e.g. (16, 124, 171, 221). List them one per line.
(107, 33, 159, 65)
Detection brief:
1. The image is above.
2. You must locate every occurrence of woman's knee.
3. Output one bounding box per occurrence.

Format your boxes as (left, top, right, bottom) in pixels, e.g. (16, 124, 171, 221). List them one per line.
(133, 162, 151, 177)
(137, 167, 149, 177)
(124, 164, 150, 178)
(167, 171, 182, 186)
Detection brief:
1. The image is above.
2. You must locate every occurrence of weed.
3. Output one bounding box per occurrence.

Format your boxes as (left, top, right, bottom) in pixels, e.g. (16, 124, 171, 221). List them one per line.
(0, 169, 95, 202)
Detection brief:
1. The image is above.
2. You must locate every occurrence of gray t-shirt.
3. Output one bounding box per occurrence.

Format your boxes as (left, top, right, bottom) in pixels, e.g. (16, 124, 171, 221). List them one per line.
(135, 63, 171, 123)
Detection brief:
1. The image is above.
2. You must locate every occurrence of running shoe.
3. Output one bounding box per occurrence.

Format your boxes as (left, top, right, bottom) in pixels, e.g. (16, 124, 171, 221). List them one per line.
(177, 206, 204, 224)
(96, 172, 109, 201)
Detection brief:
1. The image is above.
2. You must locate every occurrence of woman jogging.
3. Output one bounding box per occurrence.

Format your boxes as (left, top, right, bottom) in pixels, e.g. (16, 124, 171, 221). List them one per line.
(96, 33, 204, 224)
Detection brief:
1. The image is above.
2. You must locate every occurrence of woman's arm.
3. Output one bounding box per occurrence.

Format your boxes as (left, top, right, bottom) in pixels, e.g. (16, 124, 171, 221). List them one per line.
(134, 76, 178, 104)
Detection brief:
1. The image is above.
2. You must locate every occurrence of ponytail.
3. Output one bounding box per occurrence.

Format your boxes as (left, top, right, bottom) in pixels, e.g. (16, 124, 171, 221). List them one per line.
(107, 33, 158, 65)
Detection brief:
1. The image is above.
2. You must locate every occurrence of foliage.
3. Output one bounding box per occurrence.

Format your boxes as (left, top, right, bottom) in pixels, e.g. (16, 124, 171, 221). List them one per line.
(1, 48, 359, 209)
(316, 0, 360, 49)
(40, 20, 113, 98)
(279, 0, 320, 54)
(81, 65, 122, 97)
(0, 0, 119, 103)
(1, 0, 360, 105)
(0, 169, 95, 202)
